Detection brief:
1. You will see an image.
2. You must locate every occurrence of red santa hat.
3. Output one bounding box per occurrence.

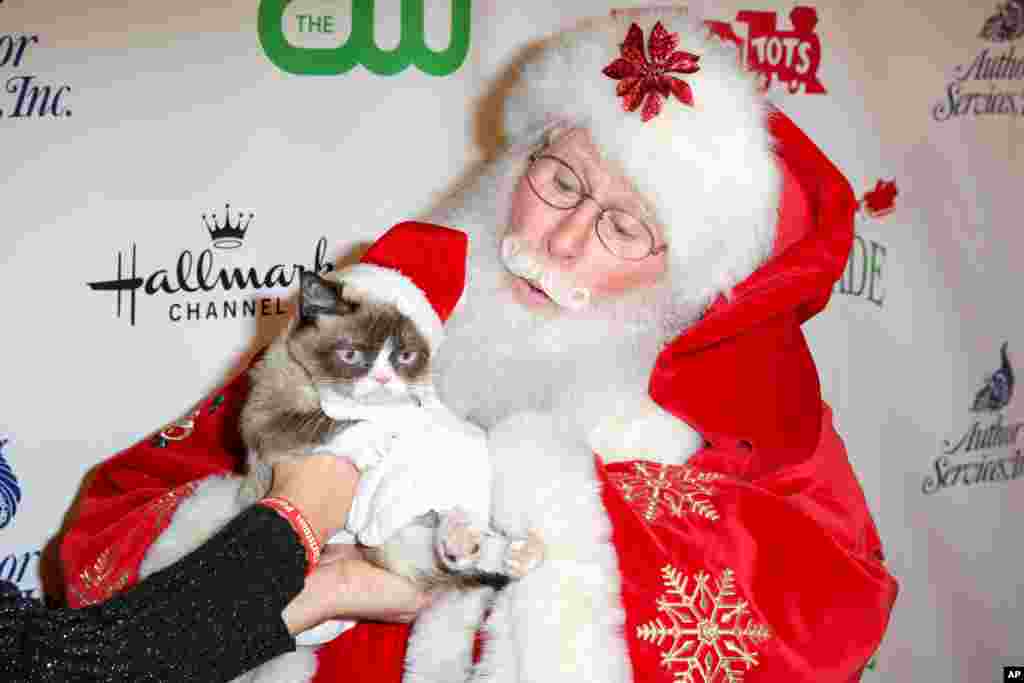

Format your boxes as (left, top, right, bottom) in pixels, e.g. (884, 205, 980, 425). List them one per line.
(502, 7, 781, 304)
(329, 221, 467, 352)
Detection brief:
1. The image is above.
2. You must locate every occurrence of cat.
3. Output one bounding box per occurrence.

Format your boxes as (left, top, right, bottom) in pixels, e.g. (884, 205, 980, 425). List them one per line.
(239, 270, 543, 591)
(134, 269, 543, 683)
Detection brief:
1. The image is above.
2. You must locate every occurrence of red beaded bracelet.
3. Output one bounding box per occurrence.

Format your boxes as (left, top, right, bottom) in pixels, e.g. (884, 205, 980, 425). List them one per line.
(257, 496, 323, 574)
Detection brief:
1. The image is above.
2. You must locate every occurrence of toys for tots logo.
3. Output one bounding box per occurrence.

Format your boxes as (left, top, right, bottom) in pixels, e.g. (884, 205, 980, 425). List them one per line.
(922, 343, 1024, 495)
(86, 204, 335, 326)
(932, 2, 1024, 121)
(706, 6, 827, 94)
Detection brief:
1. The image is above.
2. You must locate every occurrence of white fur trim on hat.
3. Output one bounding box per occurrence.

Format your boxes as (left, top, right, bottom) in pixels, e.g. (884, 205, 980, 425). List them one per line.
(503, 10, 781, 306)
(331, 263, 445, 351)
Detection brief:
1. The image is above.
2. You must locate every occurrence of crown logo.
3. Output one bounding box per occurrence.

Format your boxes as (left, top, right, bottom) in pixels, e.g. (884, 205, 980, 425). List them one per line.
(202, 203, 253, 249)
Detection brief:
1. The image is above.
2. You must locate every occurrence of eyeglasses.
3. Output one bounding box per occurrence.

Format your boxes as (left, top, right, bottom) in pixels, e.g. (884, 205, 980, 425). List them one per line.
(525, 152, 668, 261)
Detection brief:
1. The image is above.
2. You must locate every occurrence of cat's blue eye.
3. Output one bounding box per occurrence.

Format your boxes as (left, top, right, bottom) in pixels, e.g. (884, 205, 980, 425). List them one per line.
(339, 348, 364, 365)
(397, 350, 418, 365)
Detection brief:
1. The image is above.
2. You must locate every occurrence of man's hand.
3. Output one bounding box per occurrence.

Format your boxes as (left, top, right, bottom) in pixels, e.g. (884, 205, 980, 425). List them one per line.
(282, 544, 434, 635)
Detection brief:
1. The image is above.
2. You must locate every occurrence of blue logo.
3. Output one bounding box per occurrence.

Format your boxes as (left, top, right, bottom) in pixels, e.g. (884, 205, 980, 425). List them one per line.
(980, 1, 1024, 43)
(0, 436, 22, 529)
(972, 342, 1014, 412)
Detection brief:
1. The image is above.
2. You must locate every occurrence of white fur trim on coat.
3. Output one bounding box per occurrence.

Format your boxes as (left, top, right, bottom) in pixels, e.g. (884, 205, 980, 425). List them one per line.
(588, 394, 704, 465)
(330, 263, 445, 351)
(407, 411, 634, 683)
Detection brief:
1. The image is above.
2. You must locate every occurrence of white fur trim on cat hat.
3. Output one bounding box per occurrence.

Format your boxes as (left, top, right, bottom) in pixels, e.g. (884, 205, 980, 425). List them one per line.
(330, 221, 468, 352)
(502, 8, 781, 304)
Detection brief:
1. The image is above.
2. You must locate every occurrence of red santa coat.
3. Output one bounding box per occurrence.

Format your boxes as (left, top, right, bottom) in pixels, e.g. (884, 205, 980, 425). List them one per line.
(61, 110, 897, 682)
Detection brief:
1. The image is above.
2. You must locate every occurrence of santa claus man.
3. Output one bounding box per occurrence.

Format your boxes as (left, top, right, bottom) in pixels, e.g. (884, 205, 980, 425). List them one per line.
(61, 8, 897, 682)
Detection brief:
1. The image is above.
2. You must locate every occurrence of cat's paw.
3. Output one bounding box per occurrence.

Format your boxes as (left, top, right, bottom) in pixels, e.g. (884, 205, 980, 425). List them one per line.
(504, 528, 545, 579)
(348, 446, 381, 472)
(435, 507, 482, 571)
(346, 428, 396, 471)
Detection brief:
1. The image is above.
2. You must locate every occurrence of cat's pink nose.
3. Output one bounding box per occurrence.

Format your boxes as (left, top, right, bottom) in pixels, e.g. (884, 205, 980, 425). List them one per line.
(374, 373, 392, 384)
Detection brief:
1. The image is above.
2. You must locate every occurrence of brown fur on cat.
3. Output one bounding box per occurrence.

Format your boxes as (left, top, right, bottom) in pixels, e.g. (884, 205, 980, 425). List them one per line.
(239, 272, 432, 504)
(238, 271, 542, 589)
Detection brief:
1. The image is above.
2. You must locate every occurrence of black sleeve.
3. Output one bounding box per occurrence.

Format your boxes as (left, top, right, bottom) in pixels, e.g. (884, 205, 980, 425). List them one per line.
(0, 504, 307, 683)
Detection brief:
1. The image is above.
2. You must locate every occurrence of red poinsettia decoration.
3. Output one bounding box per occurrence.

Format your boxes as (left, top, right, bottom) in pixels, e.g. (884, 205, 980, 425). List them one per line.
(860, 179, 899, 218)
(602, 21, 701, 122)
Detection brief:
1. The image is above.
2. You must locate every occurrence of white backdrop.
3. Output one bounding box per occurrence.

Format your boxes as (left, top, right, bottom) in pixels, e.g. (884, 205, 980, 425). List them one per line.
(2, 1, 1022, 681)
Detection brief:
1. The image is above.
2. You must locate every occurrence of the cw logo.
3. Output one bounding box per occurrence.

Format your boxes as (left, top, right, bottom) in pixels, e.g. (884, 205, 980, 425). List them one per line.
(258, 0, 472, 76)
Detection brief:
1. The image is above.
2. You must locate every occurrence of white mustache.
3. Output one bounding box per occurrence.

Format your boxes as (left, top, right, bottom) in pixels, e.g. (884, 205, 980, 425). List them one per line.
(500, 236, 592, 311)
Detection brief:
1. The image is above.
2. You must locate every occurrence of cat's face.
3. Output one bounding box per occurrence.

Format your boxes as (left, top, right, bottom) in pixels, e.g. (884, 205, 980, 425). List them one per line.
(288, 272, 432, 404)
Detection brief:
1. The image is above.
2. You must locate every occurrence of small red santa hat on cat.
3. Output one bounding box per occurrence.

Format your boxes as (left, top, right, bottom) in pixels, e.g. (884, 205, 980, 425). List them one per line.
(333, 221, 467, 352)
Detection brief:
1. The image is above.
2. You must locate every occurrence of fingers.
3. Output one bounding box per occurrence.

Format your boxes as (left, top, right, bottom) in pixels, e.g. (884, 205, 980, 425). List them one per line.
(318, 543, 363, 565)
(286, 547, 434, 633)
(329, 558, 433, 624)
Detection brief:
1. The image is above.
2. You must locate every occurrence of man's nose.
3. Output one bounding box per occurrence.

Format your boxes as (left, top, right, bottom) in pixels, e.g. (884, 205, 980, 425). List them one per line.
(545, 202, 597, 261)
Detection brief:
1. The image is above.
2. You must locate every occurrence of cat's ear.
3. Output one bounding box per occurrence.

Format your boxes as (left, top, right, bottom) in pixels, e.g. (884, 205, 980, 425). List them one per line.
(299, 271, 355, 321)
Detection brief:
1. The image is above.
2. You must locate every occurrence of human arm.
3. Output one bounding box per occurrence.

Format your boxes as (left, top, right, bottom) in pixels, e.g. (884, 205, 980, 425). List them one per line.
(2, 503, 309, 683)
(273, 455, 433, 636)
(3, 455, 429, 682)
(283, 543, 432, 634)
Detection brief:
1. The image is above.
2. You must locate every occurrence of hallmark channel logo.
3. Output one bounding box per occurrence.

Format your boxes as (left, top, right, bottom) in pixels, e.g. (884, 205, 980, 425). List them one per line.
(86, 204, 335, 326)
(0, 30, 73, 119)
(922, 343, 1024, 495)
(833, 179, 897, 308)
(932, 3, 1024, 121)
(0, 435, 22, 530)
(258, 0, 472, 77)
(706, 6, 827, 94)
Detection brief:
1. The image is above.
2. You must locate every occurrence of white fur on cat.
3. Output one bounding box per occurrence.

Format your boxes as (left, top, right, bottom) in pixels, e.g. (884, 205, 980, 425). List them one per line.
(316, 392, 491, 548)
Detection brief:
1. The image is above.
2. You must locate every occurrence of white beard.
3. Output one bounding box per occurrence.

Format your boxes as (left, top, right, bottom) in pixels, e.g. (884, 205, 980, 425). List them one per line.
(424, 143, 704, 438)
(405, 145, 704, 683)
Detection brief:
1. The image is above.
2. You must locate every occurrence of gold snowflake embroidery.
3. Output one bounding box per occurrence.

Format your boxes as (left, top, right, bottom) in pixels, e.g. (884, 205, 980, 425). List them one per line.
(610, 462, 723, 523)
(637, 564, 772, 682)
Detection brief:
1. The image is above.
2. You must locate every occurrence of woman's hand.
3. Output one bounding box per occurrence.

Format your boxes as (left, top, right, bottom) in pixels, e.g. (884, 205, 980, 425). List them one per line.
(268, 455, 359, 542)
(271, 455, 433, 635)
(282, 544, 434, 635)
